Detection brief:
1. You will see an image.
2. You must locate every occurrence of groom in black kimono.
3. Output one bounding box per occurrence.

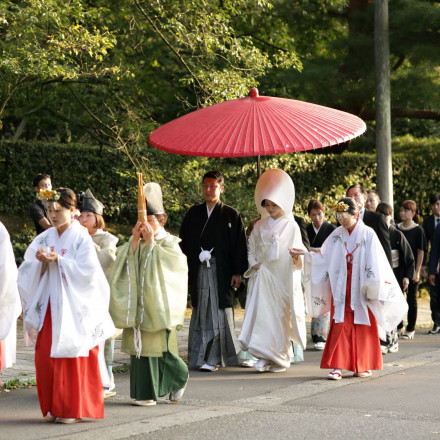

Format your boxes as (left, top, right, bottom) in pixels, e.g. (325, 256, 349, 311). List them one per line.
(180, 171, 248, 371)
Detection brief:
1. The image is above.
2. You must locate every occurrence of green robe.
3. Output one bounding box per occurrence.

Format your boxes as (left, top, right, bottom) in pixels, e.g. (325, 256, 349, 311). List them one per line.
(109, 232, 188, 357)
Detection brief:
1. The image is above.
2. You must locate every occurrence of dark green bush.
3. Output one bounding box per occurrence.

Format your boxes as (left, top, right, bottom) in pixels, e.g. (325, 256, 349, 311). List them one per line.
(0, 141, 138, 223)
(11, 230, 36, 266)
(1, 140, 439, 238)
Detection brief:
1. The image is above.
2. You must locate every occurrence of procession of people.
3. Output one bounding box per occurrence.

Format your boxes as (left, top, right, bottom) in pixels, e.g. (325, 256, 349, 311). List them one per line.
(1, 169, 440, 423)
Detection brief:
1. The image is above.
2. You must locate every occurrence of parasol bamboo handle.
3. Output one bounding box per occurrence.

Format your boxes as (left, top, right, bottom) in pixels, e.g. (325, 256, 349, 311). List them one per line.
(137, 172, 147, 222)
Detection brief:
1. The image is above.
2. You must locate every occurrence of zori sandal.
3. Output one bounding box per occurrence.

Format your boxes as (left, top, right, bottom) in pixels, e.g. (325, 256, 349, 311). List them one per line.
(327, 369, 342, 380)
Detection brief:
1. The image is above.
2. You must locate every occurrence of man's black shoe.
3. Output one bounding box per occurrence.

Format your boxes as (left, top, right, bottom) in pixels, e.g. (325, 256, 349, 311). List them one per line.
(428, 325, 440, 334)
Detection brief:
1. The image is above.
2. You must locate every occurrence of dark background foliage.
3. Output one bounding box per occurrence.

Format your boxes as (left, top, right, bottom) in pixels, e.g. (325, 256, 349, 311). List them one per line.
(2, 139, 439, 265)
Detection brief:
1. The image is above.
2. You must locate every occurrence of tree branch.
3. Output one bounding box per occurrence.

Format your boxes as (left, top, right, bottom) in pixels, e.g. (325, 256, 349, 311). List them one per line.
(132, 0, 209, 97)
(392, 54, 406, 72)
(244, 34, 290, 53)
(0, 76, 29, 120)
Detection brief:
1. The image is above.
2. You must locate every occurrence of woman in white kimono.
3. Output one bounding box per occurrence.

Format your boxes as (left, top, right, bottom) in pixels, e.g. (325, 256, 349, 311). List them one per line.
(238, 169, 307, 373)
(0, 221, 22, 383)
(18, 188, 115, 423)
(79, 188, 119, 398)
(290, 197, 408, 380)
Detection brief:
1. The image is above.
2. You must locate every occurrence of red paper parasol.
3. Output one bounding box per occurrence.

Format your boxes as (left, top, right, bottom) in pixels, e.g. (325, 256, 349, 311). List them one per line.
(149, 88, 366, 157)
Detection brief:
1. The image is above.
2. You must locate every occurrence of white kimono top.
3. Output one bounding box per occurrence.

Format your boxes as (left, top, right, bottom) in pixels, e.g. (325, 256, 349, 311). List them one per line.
(18, 221, 115, 358)
(304, 220, 408, 332)
(239, 216, 306, 367)
(0, 222, 22, 369)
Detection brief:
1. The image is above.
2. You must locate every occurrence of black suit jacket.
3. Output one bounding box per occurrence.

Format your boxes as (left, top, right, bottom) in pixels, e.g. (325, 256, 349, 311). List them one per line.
(429, 224, 440, 275)
(306, 221, 336, 249)
(362, 210, 392, 265)
(179, 201, 248, 309)
(423, 215, 438, 265)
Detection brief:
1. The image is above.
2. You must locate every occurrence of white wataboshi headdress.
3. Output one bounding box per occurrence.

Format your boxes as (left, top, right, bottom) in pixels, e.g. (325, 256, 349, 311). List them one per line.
(254, 169, 295, 220)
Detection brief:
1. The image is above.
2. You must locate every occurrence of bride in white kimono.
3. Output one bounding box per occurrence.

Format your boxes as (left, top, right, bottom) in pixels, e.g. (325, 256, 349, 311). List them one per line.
(238, 169, 306, 373)
(0, 221, 22, 381)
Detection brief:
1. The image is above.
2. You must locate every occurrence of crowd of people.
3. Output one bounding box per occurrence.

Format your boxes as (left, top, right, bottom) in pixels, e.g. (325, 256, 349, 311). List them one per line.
(1, 170, 440, 422)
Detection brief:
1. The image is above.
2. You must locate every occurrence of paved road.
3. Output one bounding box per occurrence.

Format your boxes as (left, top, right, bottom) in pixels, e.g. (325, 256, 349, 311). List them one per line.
(1, 301, 440, 439)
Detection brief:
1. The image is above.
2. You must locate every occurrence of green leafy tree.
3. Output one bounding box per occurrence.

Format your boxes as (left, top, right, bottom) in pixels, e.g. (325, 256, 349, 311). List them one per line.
(1, 0, 438, 156)
(0, 0, 119, 130)
(128, 0, 301, 107)
(1, 0, 305, 158)
(257, 0, 440, 129)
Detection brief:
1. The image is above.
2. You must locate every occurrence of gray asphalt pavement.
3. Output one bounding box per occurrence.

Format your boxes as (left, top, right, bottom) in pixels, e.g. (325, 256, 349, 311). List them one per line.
(1, 300, 440, 439)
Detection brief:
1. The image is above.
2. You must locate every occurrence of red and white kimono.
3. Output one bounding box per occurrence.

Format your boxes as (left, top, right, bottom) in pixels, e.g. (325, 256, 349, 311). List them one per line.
(304, 220, 408, 373)
(0, 222, 22, 381)
(18, 220, 115, 419)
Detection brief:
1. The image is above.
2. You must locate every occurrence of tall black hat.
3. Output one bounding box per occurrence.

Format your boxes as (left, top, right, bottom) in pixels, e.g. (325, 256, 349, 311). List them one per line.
(144, 182, 164, 215)
(81, 189, 104, 216)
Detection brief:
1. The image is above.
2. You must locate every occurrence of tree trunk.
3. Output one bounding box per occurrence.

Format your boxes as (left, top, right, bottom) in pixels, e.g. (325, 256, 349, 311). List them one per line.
(375, 0, 393, 206)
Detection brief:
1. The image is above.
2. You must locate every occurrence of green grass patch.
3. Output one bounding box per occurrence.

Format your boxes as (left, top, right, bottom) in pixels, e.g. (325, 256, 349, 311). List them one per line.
(113, 365, 129, 373)
(2, 377, 37, 391)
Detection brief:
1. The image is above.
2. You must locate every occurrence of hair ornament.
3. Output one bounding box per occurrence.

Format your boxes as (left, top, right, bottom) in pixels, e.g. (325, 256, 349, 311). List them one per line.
(38, 189, 61, 201)
(331, 201, 350, 212)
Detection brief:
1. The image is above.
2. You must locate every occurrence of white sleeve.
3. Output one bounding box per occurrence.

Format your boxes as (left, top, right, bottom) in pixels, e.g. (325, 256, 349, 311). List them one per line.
(0, 225, 21, 339)
(304, 250, 331, 318)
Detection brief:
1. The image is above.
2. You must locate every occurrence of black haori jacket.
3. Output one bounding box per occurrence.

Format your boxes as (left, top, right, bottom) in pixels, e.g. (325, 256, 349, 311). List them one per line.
(306, 220, 337, 249)
(179, 201, 248, 309)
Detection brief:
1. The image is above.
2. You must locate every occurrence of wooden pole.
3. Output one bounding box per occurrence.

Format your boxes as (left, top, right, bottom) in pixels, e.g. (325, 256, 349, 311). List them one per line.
(375, 0, 393, 206)
(137, 173, 147, 222)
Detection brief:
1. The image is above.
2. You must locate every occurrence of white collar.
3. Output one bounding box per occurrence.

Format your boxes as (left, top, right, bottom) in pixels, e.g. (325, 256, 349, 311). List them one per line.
(206, 204, 216, 218)
(268, 216, 283, 226)
(154, 227, 167, 240)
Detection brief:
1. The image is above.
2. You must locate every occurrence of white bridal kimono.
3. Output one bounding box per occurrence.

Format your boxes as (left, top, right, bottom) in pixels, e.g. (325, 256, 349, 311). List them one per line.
(0, 222, 22, 370)
(238, 216, 307, 369)
(18, 221, 115, 358)
(304, 220, 408, 335)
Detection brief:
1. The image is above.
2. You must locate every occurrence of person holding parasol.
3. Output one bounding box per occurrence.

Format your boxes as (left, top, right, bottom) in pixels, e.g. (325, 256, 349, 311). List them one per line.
(179, 171, 248, 372)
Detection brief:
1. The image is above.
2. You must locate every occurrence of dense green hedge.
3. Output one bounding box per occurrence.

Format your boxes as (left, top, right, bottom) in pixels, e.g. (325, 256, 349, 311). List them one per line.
(1, 140, 439, 235)
(2, 139, 438, 289)
(0, 141, 137, 221)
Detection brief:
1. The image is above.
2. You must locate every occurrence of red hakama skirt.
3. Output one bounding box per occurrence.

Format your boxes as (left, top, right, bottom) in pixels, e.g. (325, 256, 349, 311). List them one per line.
(320, 262, 383, 373)
(35, 304, 104, 419)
